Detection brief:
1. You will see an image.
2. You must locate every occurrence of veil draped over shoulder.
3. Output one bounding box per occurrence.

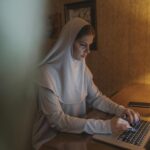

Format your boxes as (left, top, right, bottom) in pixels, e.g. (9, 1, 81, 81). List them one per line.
(38, 18, 92, 104)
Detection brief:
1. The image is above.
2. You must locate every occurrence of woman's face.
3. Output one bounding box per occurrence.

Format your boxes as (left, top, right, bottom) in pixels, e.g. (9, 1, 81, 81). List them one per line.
(72, 34, 94, 60)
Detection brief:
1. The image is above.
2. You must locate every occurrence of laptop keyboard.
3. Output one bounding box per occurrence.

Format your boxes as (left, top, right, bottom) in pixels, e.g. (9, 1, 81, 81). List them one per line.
(118, 120, 150, 145)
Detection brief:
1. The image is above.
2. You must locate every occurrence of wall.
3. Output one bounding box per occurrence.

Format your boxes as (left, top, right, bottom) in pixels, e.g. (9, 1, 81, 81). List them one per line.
(58, 0, 150, 96)
(42, 0, 63, 57)
(45, 0, 150, 96)
(89, 0, 150, 95)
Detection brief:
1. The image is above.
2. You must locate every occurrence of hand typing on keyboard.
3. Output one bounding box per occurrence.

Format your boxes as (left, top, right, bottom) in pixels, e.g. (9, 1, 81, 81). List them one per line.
(118, 120, 150, 145)
(111, 108, 140, 133)
(121, 108, 140, 126)
(111, 117, 132, 133)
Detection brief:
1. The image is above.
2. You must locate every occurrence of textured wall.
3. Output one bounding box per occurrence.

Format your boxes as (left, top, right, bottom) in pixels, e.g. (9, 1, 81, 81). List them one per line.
(87, 0, 150, 95)
(49, 0, 150, 96)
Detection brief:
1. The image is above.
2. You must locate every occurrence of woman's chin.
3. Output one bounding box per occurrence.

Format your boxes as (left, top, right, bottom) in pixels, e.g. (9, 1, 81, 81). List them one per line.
(81, 55, 86, 59)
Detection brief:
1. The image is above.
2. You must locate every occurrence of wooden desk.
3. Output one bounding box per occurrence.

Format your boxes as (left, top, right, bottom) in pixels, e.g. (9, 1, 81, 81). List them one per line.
(112, 83, 150, 116)
(40, 83, 150, 150)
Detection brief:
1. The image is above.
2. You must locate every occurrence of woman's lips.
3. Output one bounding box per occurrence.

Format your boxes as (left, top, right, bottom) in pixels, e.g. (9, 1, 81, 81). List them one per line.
(81, 54, 87, 58)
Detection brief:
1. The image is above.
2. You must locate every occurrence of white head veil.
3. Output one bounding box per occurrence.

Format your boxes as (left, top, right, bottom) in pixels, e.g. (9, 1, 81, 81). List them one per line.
(39, 18, 91, 104)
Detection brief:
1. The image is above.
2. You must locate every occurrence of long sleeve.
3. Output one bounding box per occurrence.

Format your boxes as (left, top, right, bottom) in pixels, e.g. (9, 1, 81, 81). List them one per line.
(39, 87, 86, 134)
(86, 78, 125, 117)
(38, 87, 112, 135)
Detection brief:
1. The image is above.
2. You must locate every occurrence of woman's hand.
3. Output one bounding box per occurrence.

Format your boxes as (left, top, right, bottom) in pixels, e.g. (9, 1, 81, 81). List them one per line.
(111, 117, 132, 133)
(121, 108, 140, 125)
(111, 108, 140, 133)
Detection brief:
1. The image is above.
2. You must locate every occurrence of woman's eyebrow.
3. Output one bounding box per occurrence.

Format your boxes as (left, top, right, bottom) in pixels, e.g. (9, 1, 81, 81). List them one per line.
(79, 41, 88, 45)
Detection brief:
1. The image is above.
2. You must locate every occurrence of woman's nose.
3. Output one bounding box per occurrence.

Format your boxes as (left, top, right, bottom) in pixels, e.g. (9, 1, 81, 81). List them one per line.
(86, 46, 90, 53)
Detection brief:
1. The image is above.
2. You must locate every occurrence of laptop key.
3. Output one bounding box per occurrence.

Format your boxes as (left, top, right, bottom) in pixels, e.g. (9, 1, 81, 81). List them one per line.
(117, 120, 150, 146)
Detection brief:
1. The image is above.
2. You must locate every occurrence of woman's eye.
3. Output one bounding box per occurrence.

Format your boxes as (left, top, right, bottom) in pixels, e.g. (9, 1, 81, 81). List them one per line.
(80, 43, 86, 48)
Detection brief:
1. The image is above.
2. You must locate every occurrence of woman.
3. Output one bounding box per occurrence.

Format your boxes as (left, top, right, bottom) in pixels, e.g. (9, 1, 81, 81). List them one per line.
(32, 18, 140, 150)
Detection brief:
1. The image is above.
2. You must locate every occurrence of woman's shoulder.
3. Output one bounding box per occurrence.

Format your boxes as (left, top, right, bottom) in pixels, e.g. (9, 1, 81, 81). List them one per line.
(38, 64, 50, 83)
(39, 64, 51, 78)
(39, 64, 49, 72)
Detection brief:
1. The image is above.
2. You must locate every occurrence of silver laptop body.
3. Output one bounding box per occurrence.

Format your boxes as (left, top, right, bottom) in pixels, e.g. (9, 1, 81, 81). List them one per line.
(93, 120, 150, 150)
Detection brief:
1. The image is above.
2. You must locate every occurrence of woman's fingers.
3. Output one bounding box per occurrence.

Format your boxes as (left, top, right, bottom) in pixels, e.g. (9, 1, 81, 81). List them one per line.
(117, 118, 131, 130)
(111, 108, 140, 133)
(123, 108, 140, 125)
(126, 109, 134, 123)
(111, 117, 131, 133)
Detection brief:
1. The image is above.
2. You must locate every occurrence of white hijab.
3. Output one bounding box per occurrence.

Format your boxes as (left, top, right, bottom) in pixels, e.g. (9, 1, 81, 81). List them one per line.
(39, 18, 92, 104)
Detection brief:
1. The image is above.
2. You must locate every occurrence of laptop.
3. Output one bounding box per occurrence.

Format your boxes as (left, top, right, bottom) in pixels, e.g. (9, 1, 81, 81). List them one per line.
(92, 119, 150, 150)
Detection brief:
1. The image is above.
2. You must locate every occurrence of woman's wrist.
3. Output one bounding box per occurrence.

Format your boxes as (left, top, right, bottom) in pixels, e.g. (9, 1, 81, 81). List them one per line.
(84, 119, 112, 134)
(115, 105, 126, 117)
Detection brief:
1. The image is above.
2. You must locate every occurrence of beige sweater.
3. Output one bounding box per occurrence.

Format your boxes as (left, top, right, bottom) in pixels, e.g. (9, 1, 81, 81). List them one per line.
(32, 80, 125, 150)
